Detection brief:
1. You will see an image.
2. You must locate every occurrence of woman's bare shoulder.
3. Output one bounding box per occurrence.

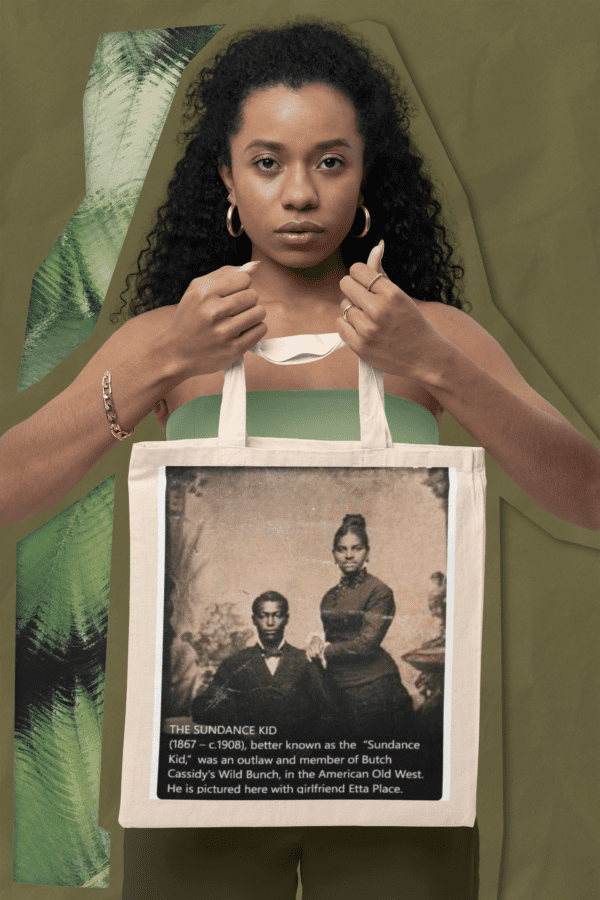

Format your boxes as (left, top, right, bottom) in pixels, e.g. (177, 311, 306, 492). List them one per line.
(416, 300, 570, 421)
(416, 299, 473, 334)
(416, 300, 514, 374)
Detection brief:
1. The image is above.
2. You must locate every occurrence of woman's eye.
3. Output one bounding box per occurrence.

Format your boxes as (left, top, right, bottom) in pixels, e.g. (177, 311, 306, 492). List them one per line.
(319, 156, 344, 170)
(255, 157, 278, 171)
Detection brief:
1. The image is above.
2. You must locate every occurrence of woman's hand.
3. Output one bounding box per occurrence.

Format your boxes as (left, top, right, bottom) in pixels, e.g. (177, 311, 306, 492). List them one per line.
(305, 635, 328, 667)
(337, 241, 445, 382)
(306, 634, 324, 660)
(161, 261, 268, 380)
(0, 262, 268, 526)
(338, 243, 600, 529)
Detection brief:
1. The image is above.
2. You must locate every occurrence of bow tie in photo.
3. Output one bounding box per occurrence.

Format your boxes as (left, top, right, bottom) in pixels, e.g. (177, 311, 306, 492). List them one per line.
(260, 647, 283, 659)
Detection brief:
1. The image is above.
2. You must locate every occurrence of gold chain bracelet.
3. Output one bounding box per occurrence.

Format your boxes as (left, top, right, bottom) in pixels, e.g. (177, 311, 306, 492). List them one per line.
(102, 370, 134, 441)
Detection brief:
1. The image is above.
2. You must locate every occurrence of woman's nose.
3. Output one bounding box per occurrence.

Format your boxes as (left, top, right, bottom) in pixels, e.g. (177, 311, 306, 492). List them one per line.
(281, 164, 318, 209)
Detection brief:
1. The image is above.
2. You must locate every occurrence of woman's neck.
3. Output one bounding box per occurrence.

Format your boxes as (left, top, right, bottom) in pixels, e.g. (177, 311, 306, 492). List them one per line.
(339, 567, 368, 586)
(249, 248, 348, 311)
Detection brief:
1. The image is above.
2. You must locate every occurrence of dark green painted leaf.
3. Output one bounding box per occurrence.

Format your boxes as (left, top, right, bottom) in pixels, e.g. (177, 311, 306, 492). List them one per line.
(14, 680, 110, 886)
(18, 26, 224, 390)
(16, 476, 114, 645)
(14, 477, 115, 886)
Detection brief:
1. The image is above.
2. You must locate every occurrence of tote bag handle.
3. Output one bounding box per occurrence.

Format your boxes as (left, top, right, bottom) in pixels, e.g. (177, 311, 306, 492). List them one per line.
(218, 333, 393, 450)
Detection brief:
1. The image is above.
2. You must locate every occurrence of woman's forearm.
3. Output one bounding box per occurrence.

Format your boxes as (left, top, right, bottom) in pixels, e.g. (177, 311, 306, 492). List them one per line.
(423, 340, 600, 529)
(340, 253, 600, 530)
(1, 264, 267, 528)
(0, 334, 181, 527)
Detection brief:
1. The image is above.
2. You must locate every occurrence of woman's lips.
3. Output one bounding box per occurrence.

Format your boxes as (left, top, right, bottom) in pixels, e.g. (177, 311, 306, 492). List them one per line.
(275, 220, 324, 233)
(274, 221, 324, 244)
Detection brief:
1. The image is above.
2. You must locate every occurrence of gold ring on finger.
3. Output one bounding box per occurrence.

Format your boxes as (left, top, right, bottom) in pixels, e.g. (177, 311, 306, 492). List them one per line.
(367, 273, 383, 292)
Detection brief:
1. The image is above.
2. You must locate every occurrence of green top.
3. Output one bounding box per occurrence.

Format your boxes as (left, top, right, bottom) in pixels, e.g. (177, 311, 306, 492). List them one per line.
(166, 389, 439, 444)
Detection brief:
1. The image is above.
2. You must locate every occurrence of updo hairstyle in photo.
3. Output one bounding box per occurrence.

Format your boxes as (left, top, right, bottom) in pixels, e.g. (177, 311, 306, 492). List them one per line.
(333, 514, 370, 552)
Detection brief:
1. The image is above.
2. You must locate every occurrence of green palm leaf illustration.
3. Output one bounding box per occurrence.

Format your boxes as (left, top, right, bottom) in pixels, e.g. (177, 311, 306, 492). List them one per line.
(14, 680, 110, 887)
(18, 25, 224, 391)
(16, 477, 114, 648)
(14, 476, 114, 886)
(14, 26, 224, 887)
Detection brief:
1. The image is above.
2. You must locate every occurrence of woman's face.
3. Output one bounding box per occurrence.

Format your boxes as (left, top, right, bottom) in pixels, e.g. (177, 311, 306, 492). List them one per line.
(333, 531, 368, 576)
(220, 83, 364, 269)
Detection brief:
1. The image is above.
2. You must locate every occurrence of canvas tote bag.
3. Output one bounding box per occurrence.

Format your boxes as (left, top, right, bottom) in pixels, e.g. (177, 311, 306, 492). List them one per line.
(120, 335, 485, 828)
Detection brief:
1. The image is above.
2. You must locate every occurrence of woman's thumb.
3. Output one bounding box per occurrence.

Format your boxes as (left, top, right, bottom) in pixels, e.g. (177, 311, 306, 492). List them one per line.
(366, 239, 386, 276)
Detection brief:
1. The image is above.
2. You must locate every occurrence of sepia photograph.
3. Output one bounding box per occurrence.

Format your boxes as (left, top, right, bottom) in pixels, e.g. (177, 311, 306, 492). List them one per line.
(156, 465, 451, 801)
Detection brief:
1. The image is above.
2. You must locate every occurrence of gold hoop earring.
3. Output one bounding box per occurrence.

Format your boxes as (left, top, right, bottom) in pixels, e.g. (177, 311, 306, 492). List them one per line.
(352, 205, 370, 238)
(226, 203, 244, 238)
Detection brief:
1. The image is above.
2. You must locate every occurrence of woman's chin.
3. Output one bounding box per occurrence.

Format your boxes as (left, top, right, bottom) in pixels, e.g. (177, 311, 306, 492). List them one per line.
(253, 242, 346, 274)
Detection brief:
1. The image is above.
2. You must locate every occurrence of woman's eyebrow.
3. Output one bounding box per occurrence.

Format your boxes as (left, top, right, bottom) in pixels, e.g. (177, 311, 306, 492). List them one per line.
(243, 138, 354, 152)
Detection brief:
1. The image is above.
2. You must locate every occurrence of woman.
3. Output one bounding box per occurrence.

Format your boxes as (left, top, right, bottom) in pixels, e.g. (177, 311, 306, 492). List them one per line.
(307, 514, 415, 740)
(1, 22, 597, 527)
(2, 17, 599, 900)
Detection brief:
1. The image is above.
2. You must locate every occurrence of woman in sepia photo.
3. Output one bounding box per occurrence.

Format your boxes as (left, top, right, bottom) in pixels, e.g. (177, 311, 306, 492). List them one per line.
(307, 514, 414, 739)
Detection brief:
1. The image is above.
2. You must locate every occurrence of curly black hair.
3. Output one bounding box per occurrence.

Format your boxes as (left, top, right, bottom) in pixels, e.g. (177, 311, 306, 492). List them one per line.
(118, 19, 465, 319)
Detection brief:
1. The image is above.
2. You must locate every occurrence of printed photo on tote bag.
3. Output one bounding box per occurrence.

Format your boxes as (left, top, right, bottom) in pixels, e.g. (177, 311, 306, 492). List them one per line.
(120, 340, 485, 828)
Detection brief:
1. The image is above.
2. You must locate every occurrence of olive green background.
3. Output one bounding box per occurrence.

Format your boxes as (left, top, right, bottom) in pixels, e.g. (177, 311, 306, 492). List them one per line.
(1, 2, 598, 899)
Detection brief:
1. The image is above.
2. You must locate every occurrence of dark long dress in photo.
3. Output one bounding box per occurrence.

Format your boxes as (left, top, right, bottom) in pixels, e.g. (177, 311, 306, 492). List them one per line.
(321, 569, 415, 739)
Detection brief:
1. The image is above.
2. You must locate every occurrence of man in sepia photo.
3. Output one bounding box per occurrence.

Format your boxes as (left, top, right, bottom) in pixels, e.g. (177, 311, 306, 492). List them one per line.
(191, 592, 334, 738)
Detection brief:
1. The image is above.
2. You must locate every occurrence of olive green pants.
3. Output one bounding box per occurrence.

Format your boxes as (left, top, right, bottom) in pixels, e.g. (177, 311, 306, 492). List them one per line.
(122, 824, 478, 899)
